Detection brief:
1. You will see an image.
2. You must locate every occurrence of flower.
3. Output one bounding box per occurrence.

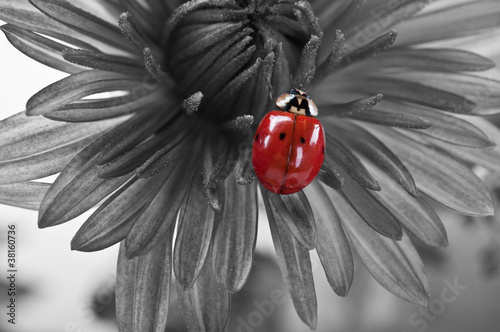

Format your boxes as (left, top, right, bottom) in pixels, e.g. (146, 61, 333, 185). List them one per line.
(1, 0, 500, 331)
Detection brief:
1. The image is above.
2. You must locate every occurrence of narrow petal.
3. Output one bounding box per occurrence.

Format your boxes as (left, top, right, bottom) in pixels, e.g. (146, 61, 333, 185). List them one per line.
(262, 190, 317, 329)
(29, 0, 132, 52)
(124, 155, 194, 258)
(97, 108, 177, 165)
(131, 229, 173, 332)
(62, 48, 145, 75)
(375, 127, 494, 216)
(119, 0, 163, 41)
(396, 0, 500, 46)
(386, 72, 500, 115)
(235, 142, 255, 185)
(317, 164, 344, 189)
(370, 48, 495, 72)
(365, 160, 448, 248)
(333, 188, 430, 305)
(0, 111, 115, 161)
(340, 172, 403, 241)
(26, 70, 141, 115)
(354, 76, 477, 114)
(214, 173, 258, 293)
(38, 134, 130, 228)
(1, 24, 84, 73)
(99, 116, 188, 179)
(0, 181, 50, 210)
(71, 173, 168, 252)
(271, 43, 292, 102)
(381, 100, 493, 148)
(325, 133, 381, 191)
(324, 120, 417, 196)
(174, 175, 216, 290)
(293, 35, 320, 90)
(304, 181, 354, 296)
(348, 109, 432, 129)
(267, 191, 317, 250)
(320, 94, 383, 117)
(45, 88, 172, 122)
(116, 231, 173, 332)
(177, 247, 231, 332)
(0, 137, 94, 184)
(342, 29, 398, 67)
(432, 117, 500, 175)
(0, 0, 103, 51)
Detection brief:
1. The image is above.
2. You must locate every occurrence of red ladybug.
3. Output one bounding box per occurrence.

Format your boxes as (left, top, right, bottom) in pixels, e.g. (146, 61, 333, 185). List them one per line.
(252, 88, 325, 195)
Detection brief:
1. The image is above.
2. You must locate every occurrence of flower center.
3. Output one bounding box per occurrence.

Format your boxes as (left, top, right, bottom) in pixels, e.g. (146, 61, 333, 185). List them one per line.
(163, 0, 316, 121)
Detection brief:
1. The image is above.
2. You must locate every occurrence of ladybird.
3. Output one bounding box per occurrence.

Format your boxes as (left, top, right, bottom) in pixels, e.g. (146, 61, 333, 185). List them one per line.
(252, 88, 325, 195)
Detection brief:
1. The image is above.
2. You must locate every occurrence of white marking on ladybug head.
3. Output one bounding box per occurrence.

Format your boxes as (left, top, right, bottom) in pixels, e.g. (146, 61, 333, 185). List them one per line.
(276, 93, 294, 109)
(275, 89, 318, 116)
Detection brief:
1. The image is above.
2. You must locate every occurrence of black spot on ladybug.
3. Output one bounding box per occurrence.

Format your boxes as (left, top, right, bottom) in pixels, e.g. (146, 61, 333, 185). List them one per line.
(279, 132, 286, 140)
(300, 137, 306, 144)
(322, 145, 325, 154)
(255, 134, 259, 141)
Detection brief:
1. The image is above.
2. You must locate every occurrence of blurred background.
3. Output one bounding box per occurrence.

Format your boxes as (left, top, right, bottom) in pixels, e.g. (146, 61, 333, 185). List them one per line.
(1, 17, 500, 332)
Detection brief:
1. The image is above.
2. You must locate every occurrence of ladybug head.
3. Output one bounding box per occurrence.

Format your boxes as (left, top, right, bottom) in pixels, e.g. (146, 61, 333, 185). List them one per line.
(275, 88, 319, 117)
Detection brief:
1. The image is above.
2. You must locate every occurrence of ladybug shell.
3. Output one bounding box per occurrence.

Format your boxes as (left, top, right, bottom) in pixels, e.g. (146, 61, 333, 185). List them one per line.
(252, 110, 325, 195)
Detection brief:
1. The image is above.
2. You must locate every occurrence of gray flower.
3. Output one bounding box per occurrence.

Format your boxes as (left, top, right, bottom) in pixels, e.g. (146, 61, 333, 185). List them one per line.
(1, 0, 500, 331)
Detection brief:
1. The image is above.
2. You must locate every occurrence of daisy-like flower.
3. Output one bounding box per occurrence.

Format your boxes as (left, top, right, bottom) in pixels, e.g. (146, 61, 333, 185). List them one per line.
(1, 0, 500, 331)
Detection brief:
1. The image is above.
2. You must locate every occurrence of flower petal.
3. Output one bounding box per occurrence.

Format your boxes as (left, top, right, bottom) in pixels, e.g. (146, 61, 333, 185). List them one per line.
(342, 29, 398, 67)
(0, 181, 50, 210)
(376, 127, 494, 216)
(124, 156, 193, 258)
(235, 142, 255, 185)
(26, 70, 142, 115)
(320, 94, 383, 117)
(38, 134, 130, 228)
(62, 48, 145, 74)
(131, 230, 173, 332)
(271, 42, 292, 101)
(370, 48, 495, 72)
(325, 133, 381, 191)
(116, 231, 173, 332)
(293, 35, 320, 90)
(97, 108, 177, 165)
(29, 0, 132, 52)
(348, 109, 432, 129)
(396, 0, 500, 46)
(355, 76, 477, 114)
(70, 174, 168, 252)
(381, 100, 493, 148)
(45, 88, 171, 122)
(214, 173, 258, 293)
(119, 0, 163, 41)
(387, 72, 500, 115)
(317, 163, 344, 190)
(432, 117, 500, 175)
(340, 172, 403, 240)
(174, 175, 216, 290)
(0, 0, 102, 50)
(262, 190, 317, 329)
(1, 24, 84, 73)
(0, 111, 114, 161)
(304, 181, 353, 296)
(176, 246, 231, 332)
(324, 120, 417, 196)
(365, 160, 448, 248)
(267, 191, 317, 250)
(333, 187, 430, 305)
